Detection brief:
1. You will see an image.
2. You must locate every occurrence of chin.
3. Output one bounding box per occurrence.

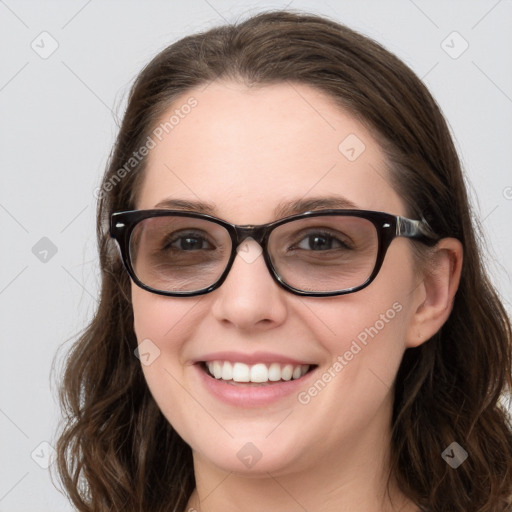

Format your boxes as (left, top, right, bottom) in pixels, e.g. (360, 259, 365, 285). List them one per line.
(192, 437, 308, 477)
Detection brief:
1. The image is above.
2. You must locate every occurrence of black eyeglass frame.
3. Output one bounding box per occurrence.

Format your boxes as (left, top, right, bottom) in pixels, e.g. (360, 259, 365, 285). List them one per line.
(110, 209, 437, 297)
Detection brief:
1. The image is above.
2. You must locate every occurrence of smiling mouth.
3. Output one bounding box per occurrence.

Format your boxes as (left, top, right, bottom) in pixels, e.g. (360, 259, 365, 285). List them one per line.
(201, 361, 316, 385)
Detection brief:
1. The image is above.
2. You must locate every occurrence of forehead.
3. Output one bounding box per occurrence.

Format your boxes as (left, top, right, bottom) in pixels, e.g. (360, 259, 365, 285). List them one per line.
(137, 80, 406, 222)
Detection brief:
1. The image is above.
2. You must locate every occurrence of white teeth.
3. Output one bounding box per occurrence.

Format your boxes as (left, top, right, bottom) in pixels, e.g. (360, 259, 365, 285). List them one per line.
(292, 365, 302, 380)
(221, 361, 233, 380)
(250, 363, 268, 383)
(213, 361, 222, 379)
(281, 364, 293, 381)
(232, 362, 250, 382)
(268, 362, 282, 381)
(205, 360, 310, 383)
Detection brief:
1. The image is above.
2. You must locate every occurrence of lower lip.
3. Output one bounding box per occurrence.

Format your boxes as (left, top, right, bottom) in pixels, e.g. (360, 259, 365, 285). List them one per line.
(194, 364, 316, 407)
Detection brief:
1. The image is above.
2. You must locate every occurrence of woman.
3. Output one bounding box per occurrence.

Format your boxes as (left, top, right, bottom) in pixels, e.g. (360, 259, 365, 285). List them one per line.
(55, 10, 512, 512)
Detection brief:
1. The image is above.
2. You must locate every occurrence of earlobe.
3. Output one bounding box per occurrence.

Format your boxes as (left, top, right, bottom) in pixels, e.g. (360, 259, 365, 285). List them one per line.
(406, 238, 463, 348)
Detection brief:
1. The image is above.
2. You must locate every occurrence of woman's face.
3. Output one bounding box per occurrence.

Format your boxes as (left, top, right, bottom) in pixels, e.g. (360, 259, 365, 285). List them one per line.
(132, 81, 424, 476)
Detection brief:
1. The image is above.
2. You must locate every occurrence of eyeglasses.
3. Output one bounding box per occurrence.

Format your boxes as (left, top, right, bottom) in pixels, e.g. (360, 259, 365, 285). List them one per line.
(110, 209, 437, 297)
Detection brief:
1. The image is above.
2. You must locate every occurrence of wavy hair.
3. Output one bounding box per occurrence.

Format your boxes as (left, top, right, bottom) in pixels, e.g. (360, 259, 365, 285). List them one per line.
(54, 10, 512, 511)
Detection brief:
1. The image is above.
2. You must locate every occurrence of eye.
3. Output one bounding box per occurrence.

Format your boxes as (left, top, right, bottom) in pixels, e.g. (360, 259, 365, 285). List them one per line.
(295, 232, 351, 251)
(164, 231, 214, 251)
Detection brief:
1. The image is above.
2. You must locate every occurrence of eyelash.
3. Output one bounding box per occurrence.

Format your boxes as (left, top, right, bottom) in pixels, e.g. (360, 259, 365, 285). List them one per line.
(162, 231, 213, 251)
(288, 229, 354, 251)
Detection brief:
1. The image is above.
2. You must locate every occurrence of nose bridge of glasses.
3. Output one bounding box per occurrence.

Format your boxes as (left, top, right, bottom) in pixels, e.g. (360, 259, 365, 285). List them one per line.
(233, 225, 267, 248)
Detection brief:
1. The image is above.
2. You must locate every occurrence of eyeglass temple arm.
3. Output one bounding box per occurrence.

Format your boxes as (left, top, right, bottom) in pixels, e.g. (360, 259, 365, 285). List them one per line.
(396, 216, 437, 242)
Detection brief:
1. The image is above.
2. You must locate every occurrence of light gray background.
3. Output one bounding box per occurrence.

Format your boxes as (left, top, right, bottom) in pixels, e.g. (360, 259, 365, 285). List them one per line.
(1, 1, 511, 510)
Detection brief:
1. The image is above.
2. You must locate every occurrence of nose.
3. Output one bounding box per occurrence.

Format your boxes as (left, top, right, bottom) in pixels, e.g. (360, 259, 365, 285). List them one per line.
(210, 238, 288, 331)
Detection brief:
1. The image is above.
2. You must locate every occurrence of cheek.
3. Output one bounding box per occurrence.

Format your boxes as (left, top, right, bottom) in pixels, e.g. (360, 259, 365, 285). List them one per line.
(305, 242, 412, 361)
(299, 244, 415, 405)
(131, 285, 201, 346)
(292, 293, 410, 447)
(131, 286, 195, 387)
(131, 286, 209, 436)
(305, 293, 408, 385)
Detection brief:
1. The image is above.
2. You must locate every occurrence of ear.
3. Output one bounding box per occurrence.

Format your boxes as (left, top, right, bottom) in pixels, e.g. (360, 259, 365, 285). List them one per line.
(406, 238, 463, 348)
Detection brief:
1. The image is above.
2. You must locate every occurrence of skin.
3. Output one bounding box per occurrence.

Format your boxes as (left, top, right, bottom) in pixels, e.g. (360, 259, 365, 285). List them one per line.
(131, 80, 463, 512)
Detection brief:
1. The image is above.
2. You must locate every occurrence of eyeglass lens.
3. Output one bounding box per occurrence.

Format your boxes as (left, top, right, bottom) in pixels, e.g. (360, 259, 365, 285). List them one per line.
(129, 215, 379, 294)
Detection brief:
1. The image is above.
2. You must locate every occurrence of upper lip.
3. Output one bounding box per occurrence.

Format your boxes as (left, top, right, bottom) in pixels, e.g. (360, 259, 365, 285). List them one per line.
(192, 351, 315, 366)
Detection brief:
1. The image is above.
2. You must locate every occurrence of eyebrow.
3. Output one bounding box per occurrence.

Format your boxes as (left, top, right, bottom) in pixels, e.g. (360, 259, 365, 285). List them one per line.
(153, 196, 360, 219)
(273, 197, 359, 218)
(153, 198, 217, 215)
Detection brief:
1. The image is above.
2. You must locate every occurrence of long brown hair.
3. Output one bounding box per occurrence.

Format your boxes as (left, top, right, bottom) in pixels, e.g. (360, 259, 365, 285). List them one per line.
(54, 10, 512, 511)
